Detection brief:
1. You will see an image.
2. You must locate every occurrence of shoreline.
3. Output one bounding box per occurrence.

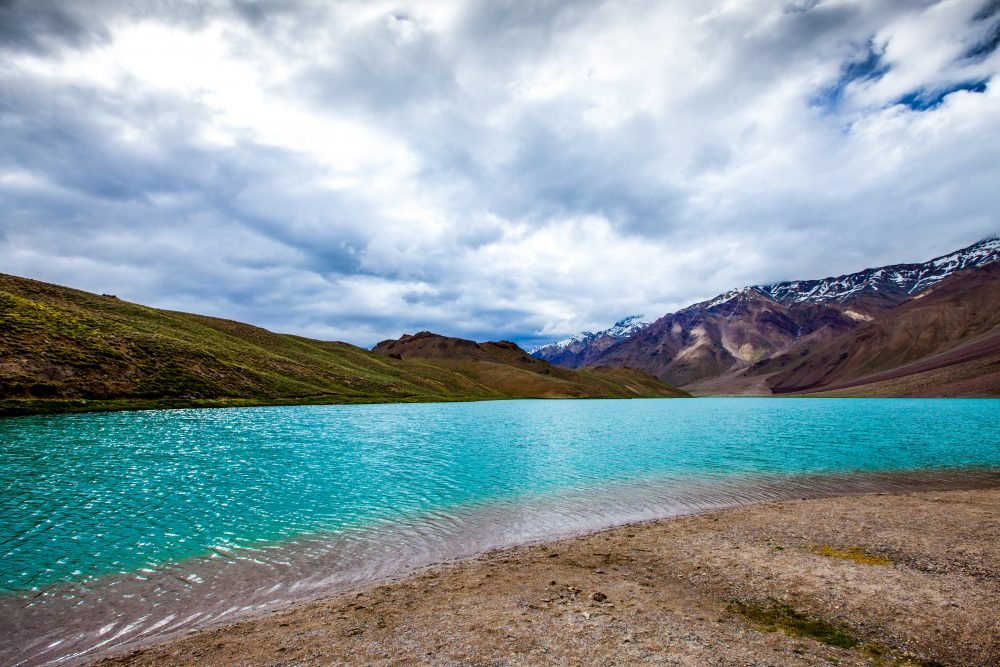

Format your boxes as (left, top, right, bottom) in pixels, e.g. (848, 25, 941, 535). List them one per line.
(4, 468, 997, 667)
(77, 479, 1000, 666)
(0, 395, 500, 419)
(1, 393, 698, 419)
(4, 393, 996, 419)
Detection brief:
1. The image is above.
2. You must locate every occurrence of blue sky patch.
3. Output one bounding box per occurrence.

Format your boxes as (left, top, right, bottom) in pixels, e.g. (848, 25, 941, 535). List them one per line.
(895, 79, 989, 111)
(813, 41, 889, 109)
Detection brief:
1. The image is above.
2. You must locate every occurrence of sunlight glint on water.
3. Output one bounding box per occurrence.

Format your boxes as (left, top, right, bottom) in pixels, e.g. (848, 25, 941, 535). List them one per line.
(0, 397, 998, 665)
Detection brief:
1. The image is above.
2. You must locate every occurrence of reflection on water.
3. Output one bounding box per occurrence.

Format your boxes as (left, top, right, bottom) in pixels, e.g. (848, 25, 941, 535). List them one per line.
(1, 398, 998, 665)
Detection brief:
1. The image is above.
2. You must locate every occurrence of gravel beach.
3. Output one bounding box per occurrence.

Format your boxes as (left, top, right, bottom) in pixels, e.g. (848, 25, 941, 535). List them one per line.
(97, 487, 999, 666)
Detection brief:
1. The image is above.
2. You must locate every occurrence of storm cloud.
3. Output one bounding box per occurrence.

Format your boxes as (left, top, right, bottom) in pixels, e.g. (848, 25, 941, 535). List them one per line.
(1, 0, 998, 348)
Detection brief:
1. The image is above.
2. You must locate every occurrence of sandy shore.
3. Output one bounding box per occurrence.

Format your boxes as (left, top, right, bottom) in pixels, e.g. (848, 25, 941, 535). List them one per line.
(97, 487, 998, 666)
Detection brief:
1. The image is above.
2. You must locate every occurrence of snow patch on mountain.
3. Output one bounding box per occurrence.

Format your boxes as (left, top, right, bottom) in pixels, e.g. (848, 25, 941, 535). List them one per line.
(693, 286, 770, 311)
(757, 235, 1000, 305)
(529, 235, 998, 361)
(530, 315, 649, 354)
(603, 315, 651, 338)
(702, 289, 745, 310)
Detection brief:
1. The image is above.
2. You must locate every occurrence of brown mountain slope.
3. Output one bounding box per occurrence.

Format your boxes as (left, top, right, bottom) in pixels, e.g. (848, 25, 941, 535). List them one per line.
(802, 332, 1000, 397)
(372, 332, 689, 399)
(594, 289, 861, 387)
(372, 331, 483, 360)
(767, 262, 1000, 395)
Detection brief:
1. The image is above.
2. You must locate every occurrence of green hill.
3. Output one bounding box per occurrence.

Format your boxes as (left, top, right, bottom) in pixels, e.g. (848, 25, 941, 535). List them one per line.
(0, 274, 688, 416)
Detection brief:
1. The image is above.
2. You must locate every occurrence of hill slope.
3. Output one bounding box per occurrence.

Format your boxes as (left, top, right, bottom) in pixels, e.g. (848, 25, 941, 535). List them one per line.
(0, 274, 687, 416)
(371, 331, 685, 399)
(767, 262, 1000, 396)
(592, 289, 860, 387)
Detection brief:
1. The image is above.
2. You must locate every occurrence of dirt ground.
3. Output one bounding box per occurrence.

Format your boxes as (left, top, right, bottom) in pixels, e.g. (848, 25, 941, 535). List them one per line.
(97, 488, 999, 666)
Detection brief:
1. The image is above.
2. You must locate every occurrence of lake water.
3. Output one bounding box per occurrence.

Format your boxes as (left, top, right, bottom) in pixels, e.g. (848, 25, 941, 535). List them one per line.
(1, 398, 998, 664)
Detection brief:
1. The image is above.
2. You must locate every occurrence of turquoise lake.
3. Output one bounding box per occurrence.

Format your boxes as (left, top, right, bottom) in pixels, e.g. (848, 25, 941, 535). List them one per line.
(1, 397, 998, 664)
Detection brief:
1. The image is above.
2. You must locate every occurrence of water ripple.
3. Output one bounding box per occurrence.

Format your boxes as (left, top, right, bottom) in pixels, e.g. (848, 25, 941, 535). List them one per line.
(1, 398, 999, 665)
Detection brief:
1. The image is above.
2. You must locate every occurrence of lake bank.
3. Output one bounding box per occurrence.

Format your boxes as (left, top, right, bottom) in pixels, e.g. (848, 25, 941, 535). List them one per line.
(95, 486, 998, 666)
(5, 469, 997, 665)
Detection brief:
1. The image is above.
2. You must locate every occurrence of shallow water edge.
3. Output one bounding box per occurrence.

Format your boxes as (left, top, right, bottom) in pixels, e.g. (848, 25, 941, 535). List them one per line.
(2, 467, 998, 667)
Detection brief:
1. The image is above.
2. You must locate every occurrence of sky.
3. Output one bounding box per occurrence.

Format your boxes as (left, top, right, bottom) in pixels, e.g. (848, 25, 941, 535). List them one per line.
(1, 0, 998, 349)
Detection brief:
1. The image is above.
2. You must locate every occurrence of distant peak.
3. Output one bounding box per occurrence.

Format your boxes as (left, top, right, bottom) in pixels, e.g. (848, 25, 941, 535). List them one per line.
(613, 314, 646, 327)
(530, 315, 650, 354)
(690, 286, 773, 311)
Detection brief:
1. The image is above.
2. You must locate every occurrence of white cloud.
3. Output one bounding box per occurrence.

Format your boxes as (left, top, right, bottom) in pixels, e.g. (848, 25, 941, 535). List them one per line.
(1, 0, 997, 347)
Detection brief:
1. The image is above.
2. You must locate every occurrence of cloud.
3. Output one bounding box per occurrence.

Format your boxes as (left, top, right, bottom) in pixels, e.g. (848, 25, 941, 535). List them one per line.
(1, 0, 998, 348)
(0, 0, 111, 55)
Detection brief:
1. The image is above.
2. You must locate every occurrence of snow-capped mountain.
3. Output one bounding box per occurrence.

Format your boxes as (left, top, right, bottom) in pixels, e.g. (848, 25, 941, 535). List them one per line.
(531, 235, 1000, 390)
(690, 287, 768, 311)
(756, 235, 1000, 307)
(530, 315, 649, 367)
(681, 236, 1000, 314)
(601, 314, 651, 339)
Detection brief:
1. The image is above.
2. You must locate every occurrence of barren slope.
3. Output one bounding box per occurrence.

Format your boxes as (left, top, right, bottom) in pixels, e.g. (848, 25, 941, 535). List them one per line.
(768, 262, 1000, 395)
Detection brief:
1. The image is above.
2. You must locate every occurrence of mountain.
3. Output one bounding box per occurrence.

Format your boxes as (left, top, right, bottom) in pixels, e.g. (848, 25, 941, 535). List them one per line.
(757, 235, 1000, 310)
(530, 236, 1000, 395)
(372, 331, 688, 399)
(0, 274, 688, 416)
(592, 288, 860, 388)
(766, 261, 1000, 397)
(529, 315, 649, 367)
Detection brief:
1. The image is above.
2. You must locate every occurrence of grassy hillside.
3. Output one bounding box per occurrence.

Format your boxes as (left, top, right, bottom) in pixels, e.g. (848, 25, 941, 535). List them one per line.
(0, 274, 687, 416)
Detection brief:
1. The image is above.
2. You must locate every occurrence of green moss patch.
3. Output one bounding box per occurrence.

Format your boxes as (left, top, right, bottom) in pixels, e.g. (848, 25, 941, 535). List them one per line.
(809, 545, 893, 566)
(729, 601, 947, 666)
(728, 601, 859, 649)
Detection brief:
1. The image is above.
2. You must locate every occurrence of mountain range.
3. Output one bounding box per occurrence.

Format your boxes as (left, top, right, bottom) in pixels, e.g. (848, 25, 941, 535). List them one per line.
(531, 236, 1000, 397)
(527, 315, 650, 368)
(0, 274, 686, 416)
(3, 236, 997, 415)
